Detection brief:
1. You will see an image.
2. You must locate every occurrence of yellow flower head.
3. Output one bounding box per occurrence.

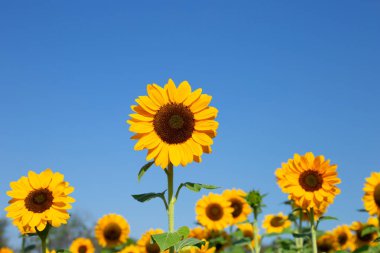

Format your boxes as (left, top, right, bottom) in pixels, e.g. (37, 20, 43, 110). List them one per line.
(195, 193, 233, 231)
(95, 214, 130, 248)
(118, 245, 140, 253)
(0, 248, 13, 253)
(127, 79, 219, 168)
(331, 225, 354, 251)
(362, 172, 380, 216)
(69, 238, 95, 253)
(262, 212, 291, 234)
(188, 227, 210, 240)
(5, 169, 75, 233)
(275, 152, 341, 211)
(190, 241, 215, 253)
(317, 233, 336, 253)
(137, 228, 165, 253)
(350, 217, 379, 250)
(222, 189, 252, 224)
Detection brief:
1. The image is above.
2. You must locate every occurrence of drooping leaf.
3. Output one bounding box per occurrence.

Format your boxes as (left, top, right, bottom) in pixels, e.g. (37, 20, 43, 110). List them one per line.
(132, 191, 166, 203)
(316, 216, 338, 229)
(232, 237, 252, 246)
(352, 245, 370, 253)
(174, 238, 204, 251)
(138, 162, 154, 182)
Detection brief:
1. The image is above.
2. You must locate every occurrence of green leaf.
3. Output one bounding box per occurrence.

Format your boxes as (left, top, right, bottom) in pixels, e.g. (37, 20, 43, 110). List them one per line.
(335, 251, 349, 253)
(174, 238, 204, 251)
(183, 182, 219, 192)
(292, 232, 311, 238)
(132, 191, 166, 203)
(352, 245, 370, 253)
(357, 209, 368, 212)
(138, 162, 154, 182)
(24, 245, 36, 252)
(318, 215, 338, 221)
(56, 250, 71, 253)
(361, 225, 378, 237)
(374, 237, 380, 242)
(232, 237, 252, 246)
(151, 226, 190, 251)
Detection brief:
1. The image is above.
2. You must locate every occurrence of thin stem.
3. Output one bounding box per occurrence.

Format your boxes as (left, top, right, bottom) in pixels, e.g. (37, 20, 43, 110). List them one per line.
(167, 163, 176, 253)
(310, 208, 318, 253)
(252, 208, 261, 253)
(295, 210, 303, 253)
(41, 238, 47, 253)
(21, 236, 26, 253)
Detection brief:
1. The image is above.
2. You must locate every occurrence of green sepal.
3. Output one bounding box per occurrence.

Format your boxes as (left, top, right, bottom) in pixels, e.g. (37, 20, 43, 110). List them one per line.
(138, 162, 154, 182)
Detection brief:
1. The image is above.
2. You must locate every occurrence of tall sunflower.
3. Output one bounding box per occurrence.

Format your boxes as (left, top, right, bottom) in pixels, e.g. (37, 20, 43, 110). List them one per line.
(127, 79, 218, 169)
(69, 238, 95, 253)
(275, 152, 341, 211)
(137, 228, 165, 253)
(331, 225, 354, 251)
(363, 172, 380, 216)
(222, 189, 252, 224)
(317, 233, 336, 253)
(0, 248, 13, 253)
(118, 245, 140, 253)
(262, 212, 291, 234)
(95, 214, 130, 248)
(5, 169, 75, 233)
(196, 193, 233, 231)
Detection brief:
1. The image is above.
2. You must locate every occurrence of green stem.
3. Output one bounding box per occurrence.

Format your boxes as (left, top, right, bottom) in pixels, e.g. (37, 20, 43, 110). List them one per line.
(310, 208, 318, 253)
(295, 210, 303, 253)
(21, 236, 26, 253)
(167, 163, 176, 253)
(252, 209, 261, 253)
(41, 238, 47, 253)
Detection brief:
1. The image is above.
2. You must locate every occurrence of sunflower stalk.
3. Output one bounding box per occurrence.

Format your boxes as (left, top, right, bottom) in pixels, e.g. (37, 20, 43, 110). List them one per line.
(166, 163, 176, 253)
(21, 235, 26, 253)
(295, 210, 303, 253)
(253, 209, 261, 253)
(36, 224, 51, 253)
(309, 208, 318, 253)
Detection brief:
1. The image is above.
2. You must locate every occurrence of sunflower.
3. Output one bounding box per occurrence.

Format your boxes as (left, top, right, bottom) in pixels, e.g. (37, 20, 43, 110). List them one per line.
(0, 248, 13, 253)
(331, 225, 354, 251)
(70, 238, 95, 253)
(236, 223, 260, 249)
(317, 233, 336, 253)
(127, 79, 218, 169)
(95, 214, 130, 248)
(350, 217, 379, 250)
(190, 241, 216, 253)
(118, 245, 140, 253)
(189, 227, 210, 240)
(362, 172, 380, 216)
(222, 189, 252, 224)
(137, 228, 165, 253)
(5, 169, 75, 233)
(196, 193, 233, 231)
(262, 212, 291, 234)
(275, 152, 341, 211)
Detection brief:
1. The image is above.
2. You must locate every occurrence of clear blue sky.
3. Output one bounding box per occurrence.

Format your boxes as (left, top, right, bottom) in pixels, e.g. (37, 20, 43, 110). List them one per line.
(1, 0, 380, 247)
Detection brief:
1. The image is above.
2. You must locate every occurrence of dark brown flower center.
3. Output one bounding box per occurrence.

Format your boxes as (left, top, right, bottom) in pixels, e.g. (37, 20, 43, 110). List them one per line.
(317, 242, 333, 252)
(337, 233, 348, 245)
(357, 227, 374, 242)
(146, 242, 160, 253)
(373, 184, 380, 207)
(206, 203, 224, 221)
(299, 170, 323, 192)
(153, 103, 195, 144)
(103, 223, 122, 242)
(78, 246, 87, 253)
(230, 199, 243, 218)
(242, 230, 253, 239)
(24, 189, 54, 213)
(270, 216, 285, 227)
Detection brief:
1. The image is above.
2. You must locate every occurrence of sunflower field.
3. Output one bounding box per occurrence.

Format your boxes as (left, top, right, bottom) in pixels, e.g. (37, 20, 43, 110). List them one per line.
(1, 79, 380, 253)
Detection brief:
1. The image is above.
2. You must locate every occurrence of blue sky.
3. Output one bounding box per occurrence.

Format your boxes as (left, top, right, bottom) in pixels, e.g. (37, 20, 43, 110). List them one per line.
(1, 0, 380, 247)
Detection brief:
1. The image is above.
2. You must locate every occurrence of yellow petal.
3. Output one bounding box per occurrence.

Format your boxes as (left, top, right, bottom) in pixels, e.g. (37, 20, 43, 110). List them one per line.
(138, 96, 160, 111)
(183, 88, 202, 106)
(28, 171, 42, 189)
(175, 81, 192, 103)
(39, 169, 53, 188)
(147, 84, 165, 106)
(165, 79, 177, 103)
(190, 94, 212, 113)
(155, 143, 169, 168)
(129, 122, 154, 133)
(192, 132, 213, 146)
(194, 120, 219, 131)
(168, 145, 182, 167)
(194, 107, 218, 120)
